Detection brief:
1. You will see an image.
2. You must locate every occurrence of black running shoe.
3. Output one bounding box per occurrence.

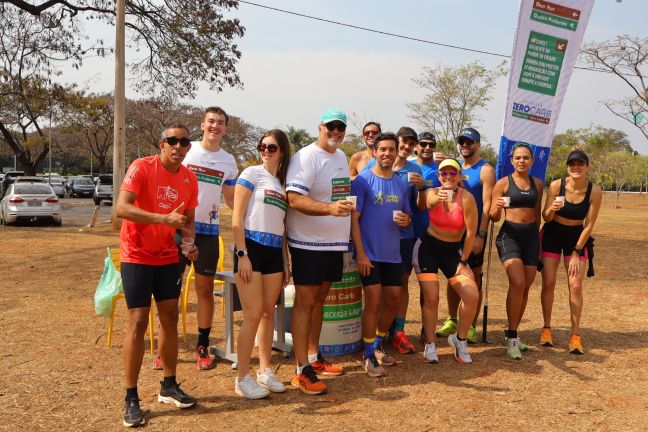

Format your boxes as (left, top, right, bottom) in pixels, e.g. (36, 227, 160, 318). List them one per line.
(157, 382, 197, 409)
(123, 398, 145, 427)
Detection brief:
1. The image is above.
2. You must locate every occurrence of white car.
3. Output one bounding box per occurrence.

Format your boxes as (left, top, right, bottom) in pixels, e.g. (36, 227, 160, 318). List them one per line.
(0, 182, 62, 226)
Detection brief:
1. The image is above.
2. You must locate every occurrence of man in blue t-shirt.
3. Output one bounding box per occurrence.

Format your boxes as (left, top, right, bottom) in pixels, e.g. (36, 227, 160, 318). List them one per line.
(351, 132, 411, 378)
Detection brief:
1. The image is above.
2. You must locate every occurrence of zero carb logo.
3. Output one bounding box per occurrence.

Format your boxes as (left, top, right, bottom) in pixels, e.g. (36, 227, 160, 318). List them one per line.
(512, 101, 552, 124)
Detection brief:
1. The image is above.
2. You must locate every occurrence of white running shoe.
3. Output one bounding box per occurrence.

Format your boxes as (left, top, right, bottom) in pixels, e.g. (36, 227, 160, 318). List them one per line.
(257, 368, 287, 393)
(235, 374, 270, 399)
(448, 333, 473, 364)
(507, 337, 523, 360)
(423, 342, 439, 363)
(364, 354, 387, 378)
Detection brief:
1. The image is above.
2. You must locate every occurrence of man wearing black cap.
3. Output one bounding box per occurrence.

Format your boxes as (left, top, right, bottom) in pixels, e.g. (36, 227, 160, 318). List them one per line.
(436, 127, 495, 344)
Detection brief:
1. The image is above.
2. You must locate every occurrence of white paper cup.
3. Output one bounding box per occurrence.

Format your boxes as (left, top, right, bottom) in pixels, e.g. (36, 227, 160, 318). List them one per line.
(347, 195, 357, 210)
(433, 152, 441, 161)
(502, 196, 511, 208)
(407, 172, 414, 182)
(445, 189, 454, 202)
(555, 196, 565, 206)
(392, 210, 402, 222)
(181, 237, 194, 255)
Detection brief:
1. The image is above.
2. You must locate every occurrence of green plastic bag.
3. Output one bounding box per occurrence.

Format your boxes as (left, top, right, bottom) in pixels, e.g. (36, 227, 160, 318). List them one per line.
(94, 247, 123, 317)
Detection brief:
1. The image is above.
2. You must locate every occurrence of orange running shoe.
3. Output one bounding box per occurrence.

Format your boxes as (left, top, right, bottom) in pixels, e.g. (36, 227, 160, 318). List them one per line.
(391, 331, 415, 354)
(540, 327, 554, 347)
(291, 365, 327, 395)
(311, 352, 344, 376)
(569, 335, 584, 355)
(196, 345, 217, 370)
(153, 356, 163, 370)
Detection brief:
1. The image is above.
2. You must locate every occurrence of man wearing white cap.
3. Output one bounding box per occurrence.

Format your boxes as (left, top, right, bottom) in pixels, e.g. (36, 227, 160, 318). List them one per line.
(286, 108, 354, 395)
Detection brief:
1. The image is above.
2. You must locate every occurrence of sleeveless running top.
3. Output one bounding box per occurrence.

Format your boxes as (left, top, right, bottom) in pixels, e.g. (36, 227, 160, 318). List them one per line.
(506, 174, 538, 209)
(555, 177, 592, 221)
(429, 188, 465, 231)
(461, 159, 486, 223)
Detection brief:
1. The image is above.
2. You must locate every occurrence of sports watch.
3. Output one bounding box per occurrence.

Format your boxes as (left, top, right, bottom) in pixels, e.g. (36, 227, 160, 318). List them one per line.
(477, 230, 488, 238)
(459, 258, 469, 266)
(573, 247, 585, 256)
(236, 249, 248, 258)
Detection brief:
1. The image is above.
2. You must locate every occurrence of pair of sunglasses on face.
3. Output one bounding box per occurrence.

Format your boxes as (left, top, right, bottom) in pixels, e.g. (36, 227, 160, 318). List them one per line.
(164, 136, 191, 147)
(257, 143, 279, 153)
(324, 122, 347, 132)
(363, 130, 379, 137)
(439, 170, 459, 178)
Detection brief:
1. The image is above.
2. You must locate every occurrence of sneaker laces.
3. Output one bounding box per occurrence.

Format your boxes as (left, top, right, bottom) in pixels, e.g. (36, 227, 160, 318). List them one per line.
(197, 346, 209, 358)
(316, 352, 332, 366)
(301, 365, 319, 383)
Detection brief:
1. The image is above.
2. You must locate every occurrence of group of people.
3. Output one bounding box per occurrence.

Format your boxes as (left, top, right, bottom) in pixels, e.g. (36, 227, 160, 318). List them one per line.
(115, 106, 601, 427)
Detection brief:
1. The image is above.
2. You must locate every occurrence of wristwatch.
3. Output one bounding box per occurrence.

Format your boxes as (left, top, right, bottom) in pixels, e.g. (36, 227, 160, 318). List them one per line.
(236, 249, 248, 258)
(477, 230, 487, 238)
(459, 258, 469, 266)
(573, 247, 585, 256)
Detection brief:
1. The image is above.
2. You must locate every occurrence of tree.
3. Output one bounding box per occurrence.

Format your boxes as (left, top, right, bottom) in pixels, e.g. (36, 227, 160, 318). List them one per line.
(286, 126, 314, 153)
(407, 61, 507, 142)
(221, 117, 264, 169)
(4, 0, 245, 99)
(0, 8, 81, 174)
(65, 93, 115, 173)
(581, 35, 648, 145)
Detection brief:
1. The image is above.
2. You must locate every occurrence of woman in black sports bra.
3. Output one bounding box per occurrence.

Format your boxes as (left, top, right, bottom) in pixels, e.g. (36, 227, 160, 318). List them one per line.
(489, 142, 544, 360)
(539, 148, 602, 355)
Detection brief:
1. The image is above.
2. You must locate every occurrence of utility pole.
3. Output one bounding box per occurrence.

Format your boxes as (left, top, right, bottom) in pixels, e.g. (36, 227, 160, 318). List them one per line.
(111, 0, 126, 229)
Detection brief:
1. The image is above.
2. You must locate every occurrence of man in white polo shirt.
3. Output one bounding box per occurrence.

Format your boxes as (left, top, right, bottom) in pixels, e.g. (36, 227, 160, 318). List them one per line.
(286, 108, 354, 395)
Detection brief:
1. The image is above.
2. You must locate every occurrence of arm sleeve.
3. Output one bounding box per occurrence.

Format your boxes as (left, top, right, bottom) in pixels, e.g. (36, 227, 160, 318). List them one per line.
(236, 166, 256, 192)
(121, 160, 145, 196)
(286, 151, 315, 195)
(351, 176, 367, 213)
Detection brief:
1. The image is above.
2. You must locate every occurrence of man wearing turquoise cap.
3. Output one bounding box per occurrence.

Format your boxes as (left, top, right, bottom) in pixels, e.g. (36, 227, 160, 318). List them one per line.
(286, 108, 355, 395)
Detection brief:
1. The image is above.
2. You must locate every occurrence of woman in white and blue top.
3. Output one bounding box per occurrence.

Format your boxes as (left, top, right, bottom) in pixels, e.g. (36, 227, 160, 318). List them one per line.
(232, 129, 292, 399)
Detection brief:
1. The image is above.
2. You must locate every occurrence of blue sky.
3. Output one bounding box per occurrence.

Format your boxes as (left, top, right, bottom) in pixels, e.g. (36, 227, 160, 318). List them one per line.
(66, 0, 648, 154)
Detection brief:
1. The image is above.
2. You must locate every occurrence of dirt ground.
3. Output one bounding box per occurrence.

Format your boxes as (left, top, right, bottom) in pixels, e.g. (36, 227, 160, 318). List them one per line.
(1, 193, 647, 431)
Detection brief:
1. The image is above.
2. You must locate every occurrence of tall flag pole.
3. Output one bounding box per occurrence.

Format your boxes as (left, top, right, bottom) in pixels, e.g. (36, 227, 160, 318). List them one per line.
(496, 0, 596, 181)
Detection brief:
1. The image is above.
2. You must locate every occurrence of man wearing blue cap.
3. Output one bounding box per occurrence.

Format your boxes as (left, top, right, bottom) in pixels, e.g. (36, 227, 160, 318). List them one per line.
(436, 127, 495, 344)
(286, 108, 354, 395)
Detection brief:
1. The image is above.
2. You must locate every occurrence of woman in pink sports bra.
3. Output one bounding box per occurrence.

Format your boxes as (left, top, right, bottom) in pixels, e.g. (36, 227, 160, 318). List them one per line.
(413, 159, 479, 364)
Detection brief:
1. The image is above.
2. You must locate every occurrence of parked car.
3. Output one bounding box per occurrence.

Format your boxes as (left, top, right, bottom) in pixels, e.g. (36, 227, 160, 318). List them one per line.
(0, 182, 62, 226)
(93, 174, 113, 205)
(15, 176, 45, 183)
(66, 176, 95, 198)
(47, 178, 66, 198)
(1, 171, 25, 197)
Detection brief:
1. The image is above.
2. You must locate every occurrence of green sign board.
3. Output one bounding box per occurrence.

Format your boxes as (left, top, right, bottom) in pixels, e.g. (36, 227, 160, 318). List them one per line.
(518, 31, 567, 96)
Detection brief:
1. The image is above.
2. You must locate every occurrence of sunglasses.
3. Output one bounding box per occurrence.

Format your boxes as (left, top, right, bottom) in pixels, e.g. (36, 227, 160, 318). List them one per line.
(419, 141, 436, 148)
(164, 136, 191, 147)
(363, 130, 379, 137)
(325, 122, 347, 132)
(439, 170, 459, 178)
(257, 143, 279, 153)
(458, 139, 475, 147)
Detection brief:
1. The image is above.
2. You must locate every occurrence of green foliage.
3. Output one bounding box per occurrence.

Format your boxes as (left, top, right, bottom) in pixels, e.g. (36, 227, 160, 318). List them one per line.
(286, 126, 314, 153)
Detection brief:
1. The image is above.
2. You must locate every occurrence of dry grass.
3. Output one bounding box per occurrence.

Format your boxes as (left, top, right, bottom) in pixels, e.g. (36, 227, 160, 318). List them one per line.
(1, 193, 647, 431)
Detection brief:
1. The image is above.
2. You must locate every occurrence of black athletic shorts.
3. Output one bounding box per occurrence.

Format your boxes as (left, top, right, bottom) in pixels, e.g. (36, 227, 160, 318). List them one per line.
(400, 238, 416, 274)
(234, 238, 284, 275)
(289, 247, 343, 286)
(461, 230, 488, 268)
(413, 232, 462, 280)
(496, 220, 540, 266)
(540, 221, 588, 261)
(121, 262, 184, 309)
(360, 261, 403, 287)
(193, 233, 220, 276)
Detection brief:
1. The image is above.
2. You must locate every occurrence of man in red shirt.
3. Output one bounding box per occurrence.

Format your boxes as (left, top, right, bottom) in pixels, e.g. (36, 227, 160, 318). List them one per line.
(116, 124, 199, 427)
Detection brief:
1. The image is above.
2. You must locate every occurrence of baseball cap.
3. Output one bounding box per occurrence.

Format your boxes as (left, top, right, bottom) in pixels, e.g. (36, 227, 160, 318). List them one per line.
(566, 150, 589, 165)
(320, 108, 347, 125)
(418, 131, 437, 144)
(438, 158, 462, 172)
(458, 127, 480, 142)
(397, 126, 418, 140)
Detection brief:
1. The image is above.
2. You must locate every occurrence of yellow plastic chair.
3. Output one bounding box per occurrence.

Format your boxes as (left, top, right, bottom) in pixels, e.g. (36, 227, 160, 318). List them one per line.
(181, 236, 225, 340)
(105, 247, 156, 354)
